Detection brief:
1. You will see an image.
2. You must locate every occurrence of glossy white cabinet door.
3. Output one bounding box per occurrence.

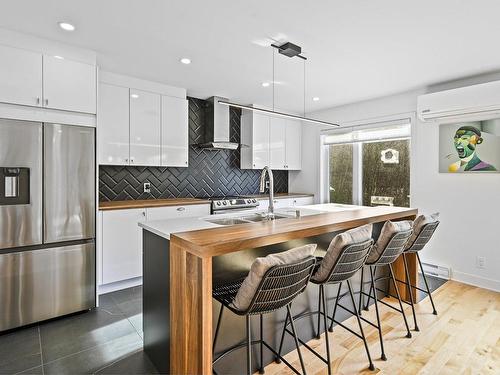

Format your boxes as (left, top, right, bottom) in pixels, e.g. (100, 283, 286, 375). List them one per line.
(42, 55, 96, 113)
(269, 117, 286, 170)
(161, 96, 188, 167)
(0, 45, 42, 107)
(146, 204, 210, 220)
(101, 209, 146, 284)
(292, 196, 314, 206)
(252, 113, 270, 169)
(98, 83, 130, 165)
(285, 120, 302, 170)
(129, 89, 161, 166)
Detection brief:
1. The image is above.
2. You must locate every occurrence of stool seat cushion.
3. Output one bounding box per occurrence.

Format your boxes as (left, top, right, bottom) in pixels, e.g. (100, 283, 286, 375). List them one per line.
(232, 244, 317, 311)
(312, 224, 373, 283)
(366, 220, 412, 264)
(404, 213, 439, 250)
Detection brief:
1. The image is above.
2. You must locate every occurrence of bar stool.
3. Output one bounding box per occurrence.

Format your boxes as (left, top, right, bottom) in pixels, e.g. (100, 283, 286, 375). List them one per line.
(397, 219, 440, 332)
(212, 247, 316, 375)
(358, 221, 413, 361)
(277, 224, 376, 375)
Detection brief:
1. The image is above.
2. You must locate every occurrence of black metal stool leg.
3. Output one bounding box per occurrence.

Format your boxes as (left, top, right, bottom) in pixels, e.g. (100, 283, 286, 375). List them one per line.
(388, 264, 412, 338)
(417, 253, 438, 315)
(259, 314, 265, 374)
(370, 266, 387, 361)
(346, 280, 375, 371)
(316, 283, 323, 339)
(321, 285, 332, 375)
(328, 282, 342, 332)
(286, 304, 307, 375)
(213, 304, 224, 353)
(364, 267, 374, 311)
(246, 315, 252, 375)
(276, 307, 290, 363)
(359, 266, 365, 314)
(403, 253, 419, 331)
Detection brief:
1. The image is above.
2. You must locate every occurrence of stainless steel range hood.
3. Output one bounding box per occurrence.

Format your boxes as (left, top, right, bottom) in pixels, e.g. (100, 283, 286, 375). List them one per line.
(195, 96, 239, 150)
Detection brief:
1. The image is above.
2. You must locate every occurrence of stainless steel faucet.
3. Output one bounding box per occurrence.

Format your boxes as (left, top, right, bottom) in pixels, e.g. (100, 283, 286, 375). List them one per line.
(259, 166, 274, 219)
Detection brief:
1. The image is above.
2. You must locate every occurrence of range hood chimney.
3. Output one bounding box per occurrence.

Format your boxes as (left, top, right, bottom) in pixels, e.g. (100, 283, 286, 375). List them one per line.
(196, 96, 239, 150)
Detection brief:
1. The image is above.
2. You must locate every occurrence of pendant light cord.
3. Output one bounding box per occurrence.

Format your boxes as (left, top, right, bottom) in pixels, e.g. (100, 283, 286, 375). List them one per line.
(303, 58, 306, 117)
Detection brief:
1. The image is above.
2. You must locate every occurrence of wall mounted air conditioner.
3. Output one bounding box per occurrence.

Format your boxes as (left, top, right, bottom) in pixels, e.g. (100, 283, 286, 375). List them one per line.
(417, 80, 500, 123)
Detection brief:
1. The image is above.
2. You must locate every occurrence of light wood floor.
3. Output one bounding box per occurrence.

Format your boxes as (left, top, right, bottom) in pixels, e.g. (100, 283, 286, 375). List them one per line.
(262, 280, 500, 375)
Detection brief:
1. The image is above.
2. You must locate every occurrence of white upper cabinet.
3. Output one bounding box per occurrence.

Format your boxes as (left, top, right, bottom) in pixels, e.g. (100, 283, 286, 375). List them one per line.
(129, 89, 161, 166)
(285, 120, 302, 170)
(269, 117, 286, 169)
(42, 55, 96, 114)
(161, 95, 189, 167)
(98, 83, 130, 165)
(241, 111, 270, 169)
(0, 45, 42, 107)
(240, 109, 302, 170)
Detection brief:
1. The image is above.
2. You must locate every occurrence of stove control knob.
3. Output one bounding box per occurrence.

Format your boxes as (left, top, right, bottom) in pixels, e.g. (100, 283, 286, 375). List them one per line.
(216, 201, 221, 206)
(252, 199, 257, 203)
(231, 199, 237, 204)
(222, 201, 227, 205)
(247, 199, 252, 203)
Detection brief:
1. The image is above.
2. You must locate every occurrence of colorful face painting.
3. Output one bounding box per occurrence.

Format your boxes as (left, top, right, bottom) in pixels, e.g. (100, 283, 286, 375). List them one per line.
(448, 126, 497, 172)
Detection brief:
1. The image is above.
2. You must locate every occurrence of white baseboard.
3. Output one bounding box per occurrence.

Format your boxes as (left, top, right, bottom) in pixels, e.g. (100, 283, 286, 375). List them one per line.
(451, 271, 500, 292)
(97, 277, 143, 296)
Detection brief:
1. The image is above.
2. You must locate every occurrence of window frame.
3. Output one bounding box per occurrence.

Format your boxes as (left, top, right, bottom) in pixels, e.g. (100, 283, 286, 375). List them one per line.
(321, 112, 416, 206)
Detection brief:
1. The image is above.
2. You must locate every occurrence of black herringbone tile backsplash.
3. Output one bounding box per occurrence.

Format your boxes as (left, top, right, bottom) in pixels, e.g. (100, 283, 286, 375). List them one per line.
(99, 97, 288, 201)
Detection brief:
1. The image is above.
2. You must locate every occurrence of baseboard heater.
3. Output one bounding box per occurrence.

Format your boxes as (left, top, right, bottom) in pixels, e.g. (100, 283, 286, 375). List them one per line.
(421, 262, 451, 280)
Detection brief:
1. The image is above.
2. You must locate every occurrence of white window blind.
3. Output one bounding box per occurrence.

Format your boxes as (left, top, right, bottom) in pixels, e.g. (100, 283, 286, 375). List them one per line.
(323, 118, 411, 145)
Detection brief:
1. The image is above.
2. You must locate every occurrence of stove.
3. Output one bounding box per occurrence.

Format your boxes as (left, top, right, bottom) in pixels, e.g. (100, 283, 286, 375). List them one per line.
(209, 196, 260, 214)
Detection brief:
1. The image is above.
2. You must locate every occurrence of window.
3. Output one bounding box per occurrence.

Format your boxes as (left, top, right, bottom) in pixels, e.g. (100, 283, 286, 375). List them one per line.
(324, 118, 411, 207)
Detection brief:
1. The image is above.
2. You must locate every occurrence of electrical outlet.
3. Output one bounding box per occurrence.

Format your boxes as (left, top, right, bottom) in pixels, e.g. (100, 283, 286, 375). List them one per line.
(476, 256, 486, 269)
(265, 181, 270, 189)
(143, 182, 151, 194)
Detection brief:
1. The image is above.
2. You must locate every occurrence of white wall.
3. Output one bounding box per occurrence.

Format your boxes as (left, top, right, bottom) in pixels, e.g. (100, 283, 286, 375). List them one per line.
(290, 74, 500, 291)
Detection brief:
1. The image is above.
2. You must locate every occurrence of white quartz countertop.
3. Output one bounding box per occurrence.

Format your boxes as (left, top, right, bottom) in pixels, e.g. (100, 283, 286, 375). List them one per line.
(138, 203, 367, 240)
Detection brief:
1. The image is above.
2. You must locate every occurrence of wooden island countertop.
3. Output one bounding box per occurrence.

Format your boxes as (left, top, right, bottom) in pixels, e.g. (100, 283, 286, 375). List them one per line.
(139, 204, 418, 375)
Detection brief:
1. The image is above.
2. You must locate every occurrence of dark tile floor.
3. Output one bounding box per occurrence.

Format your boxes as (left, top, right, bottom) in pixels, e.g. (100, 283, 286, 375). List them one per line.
(0, 275, 447, 375)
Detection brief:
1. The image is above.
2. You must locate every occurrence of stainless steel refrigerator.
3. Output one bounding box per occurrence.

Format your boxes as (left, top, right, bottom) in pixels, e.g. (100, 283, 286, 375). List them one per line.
(0, 119, 95, 332)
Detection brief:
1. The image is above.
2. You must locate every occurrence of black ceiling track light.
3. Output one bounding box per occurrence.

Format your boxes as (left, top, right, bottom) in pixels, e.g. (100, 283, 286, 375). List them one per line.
(219, 40, 340, 127)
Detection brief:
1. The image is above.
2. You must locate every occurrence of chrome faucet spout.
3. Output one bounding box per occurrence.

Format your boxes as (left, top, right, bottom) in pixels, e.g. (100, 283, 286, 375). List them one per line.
(259, 166, 274, 218)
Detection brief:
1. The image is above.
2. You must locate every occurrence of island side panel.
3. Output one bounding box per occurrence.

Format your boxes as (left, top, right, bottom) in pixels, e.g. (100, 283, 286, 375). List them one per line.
(143, 230, 171, 374)
(170, 239, 213, 375)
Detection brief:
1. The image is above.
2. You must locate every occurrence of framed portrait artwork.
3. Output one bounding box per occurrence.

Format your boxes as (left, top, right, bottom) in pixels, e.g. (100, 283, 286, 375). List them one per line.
(439, 118, 500, 173)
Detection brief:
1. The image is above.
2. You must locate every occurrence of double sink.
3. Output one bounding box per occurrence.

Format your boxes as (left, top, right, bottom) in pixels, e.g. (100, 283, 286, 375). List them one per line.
(205, 213, 292, 226)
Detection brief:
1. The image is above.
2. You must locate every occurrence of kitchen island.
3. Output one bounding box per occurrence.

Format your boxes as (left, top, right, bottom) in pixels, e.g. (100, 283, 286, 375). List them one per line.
(139, 204, 417, 375)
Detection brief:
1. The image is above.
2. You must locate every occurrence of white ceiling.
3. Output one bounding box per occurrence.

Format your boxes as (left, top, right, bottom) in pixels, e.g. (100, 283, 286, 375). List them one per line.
(2, 0, 500, 112)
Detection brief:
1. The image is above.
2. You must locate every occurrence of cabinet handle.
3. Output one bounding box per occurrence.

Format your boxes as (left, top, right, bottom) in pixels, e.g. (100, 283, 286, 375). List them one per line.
(185, 161, 188, 165)
(130, 157, 135, 163)
(142, 211, 146, 217)
(44, 99, 48, 106)
(36, 97, 40, 105)
(177, 207, 186, 212)
(124, 158, 129, 163)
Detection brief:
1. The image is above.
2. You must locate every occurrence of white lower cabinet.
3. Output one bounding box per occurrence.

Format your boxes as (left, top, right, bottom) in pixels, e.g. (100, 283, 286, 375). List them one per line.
(101, 208, 146, 285)
(147, 204, 210, 220)
(99, 204, 210, 288)
(292, 196, 314, 206)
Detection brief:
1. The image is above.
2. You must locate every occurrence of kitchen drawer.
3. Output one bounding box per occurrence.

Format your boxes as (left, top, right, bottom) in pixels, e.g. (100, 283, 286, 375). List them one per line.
(292, 196, 314, 206)
(146, 204, 210, 220)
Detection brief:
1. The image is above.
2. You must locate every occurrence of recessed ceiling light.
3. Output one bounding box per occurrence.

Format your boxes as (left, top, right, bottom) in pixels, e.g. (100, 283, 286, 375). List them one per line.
(262, 82, 270, 87)
(180, 58, 191, 65)
(130, 94, 139, 99)
(312, 97, 320, 101)
(54, 55, 64, 60)
(58, 22, 75, 31)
